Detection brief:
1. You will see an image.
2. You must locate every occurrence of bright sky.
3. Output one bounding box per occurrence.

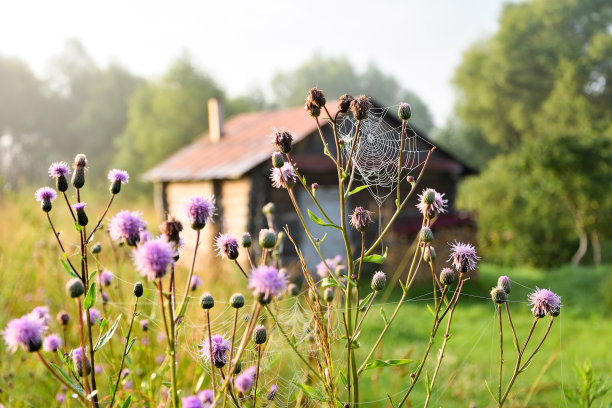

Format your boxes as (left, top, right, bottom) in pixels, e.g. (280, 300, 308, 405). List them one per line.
(0, 0, 509, 126)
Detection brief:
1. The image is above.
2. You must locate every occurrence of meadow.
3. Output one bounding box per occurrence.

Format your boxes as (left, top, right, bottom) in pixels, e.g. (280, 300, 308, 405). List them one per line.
(0, 190, 610, 407)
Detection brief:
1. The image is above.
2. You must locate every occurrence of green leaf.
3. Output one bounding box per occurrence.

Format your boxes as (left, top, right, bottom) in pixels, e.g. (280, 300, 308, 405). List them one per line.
(350, 340, 360, 349)
(426, 304, 435, 318)
(360, 254, 386, 264)
(362, 359, 413, 370)
(294, 383, 326, 401)
(51, 363, 84, 396)
(88, 270, 97, 281)
(84, 282, 97, 309)
(484, 380, 498, 404)
(347, 185, 370, 196)
(94, 314, 122, 351)
(177, 297, 191, 319)
(321, 278, 338, 288)
(74, 221, 82, 232)
(359, 292, 373, 311)
(60, 258, 79, 278)
(339, 371, 348, 387)
(307, 209, 340, 229)
(387, 394, 397, 408)
(125, 338, 136, 356)
(380, 308, 388, 324)
(121, 396, 132, 408)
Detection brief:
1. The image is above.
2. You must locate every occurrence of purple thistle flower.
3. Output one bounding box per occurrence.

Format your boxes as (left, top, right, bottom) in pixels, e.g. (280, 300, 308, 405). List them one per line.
(190, 275, 203, 291)
(29, 306, 51, 327)
(83, 308, 102, 324)
(133, 238, 175, 281)
(56, 393, 66, 403)
(108, 210, 147, 246)
(95, 365, 103, 374)
(448, 241, 480, 273)
(200, 334, 230, 368)
(43, 334, 62, 352)
(182, 396, 204, 408)
(416, 188, 448, 218)
(349, 206, 373, 232)
(198, 389, 214, 406)
(184, 196, 216, 230)
(270, 162, 297, 189)
(100, 270, 114, 286)
(2, 315, 44, 352)
(528, 287, 561, 318)
(140, 229, 153, 244)
(316, 256, 343, 278)
(48, 162, 70, 177)
(34, 187, 57, 202)
(72, 202, 87, 211)
(107, 169, 129, 183)
(234, 366, 257, 394)
(267, 384, 279, 401)
(215, 233, 239, 260)
(248, 266, 288, 304)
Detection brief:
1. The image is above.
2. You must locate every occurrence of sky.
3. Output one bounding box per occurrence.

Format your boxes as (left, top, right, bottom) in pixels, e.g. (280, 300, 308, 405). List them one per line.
(0, 0, 510, 126)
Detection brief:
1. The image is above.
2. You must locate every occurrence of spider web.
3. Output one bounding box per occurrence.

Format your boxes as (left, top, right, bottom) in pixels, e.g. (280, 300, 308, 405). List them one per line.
(337, 105, 435, 207)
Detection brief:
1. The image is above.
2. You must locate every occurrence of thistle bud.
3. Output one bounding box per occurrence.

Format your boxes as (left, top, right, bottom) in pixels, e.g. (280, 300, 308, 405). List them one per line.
(262, 202, 275, 215)
(140, 319, 149, 331)
(337, 94, 354, 114)
(133, 282, 144, 298)
(288, 283, 299, 296)
(422, 245, 436, 263)
(407, 175, 415, 184)
(233, 360, 242, 374)
(490, 286, 507, 304)
(398, 103, 412, 121)
(57, 311, 70, 326)
(66, 278, 85, 298)
(273, 130, 293, 154)
(72, 347, 91, 377)
(71, 154, 87, 189)
(253, 325, 267, 345)
(200, 293, 215, 310)
(271, 151, 284, 168)
(311, 182, 319, 193)
(305, 101, 321, 118)
(323, 287, 334, 303)
(350, 95, 372, 121)
(497, 276, 511, 295)
(371, 271, 387, 292)
(230, 293, 245, 309)
(240, 232, 252, 248)
(91, 243, 102, 254)
(72, 202, 88, 227)
(259, 228, 277, 249)
(439, 268, 456, 286)
(308, 287, 319, 302)
(423, 189, 436, 205)
(420, 226, 434, 243)
(267, 384, 278, 401)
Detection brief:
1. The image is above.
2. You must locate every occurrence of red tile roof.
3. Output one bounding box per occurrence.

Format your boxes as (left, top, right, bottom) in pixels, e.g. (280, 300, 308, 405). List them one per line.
(143, 105, 337, 182)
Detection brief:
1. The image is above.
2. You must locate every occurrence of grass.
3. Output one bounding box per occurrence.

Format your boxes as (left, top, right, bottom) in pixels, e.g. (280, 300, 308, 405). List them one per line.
(1, 191, 611, 407)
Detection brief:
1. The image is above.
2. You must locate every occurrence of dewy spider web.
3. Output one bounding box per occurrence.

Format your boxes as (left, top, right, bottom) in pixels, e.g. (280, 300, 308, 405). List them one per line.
(338, 105, 435, 207)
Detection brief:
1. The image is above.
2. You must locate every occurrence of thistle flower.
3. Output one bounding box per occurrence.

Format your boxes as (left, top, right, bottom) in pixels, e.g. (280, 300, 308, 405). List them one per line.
(108, 210, 147, 246)
(528, 287, 561, 318)
(306, 87, 326, 108)
(190, 275, 203, 291)
(71, 154, 88, 189)
(72, 202, 88, 226)
(200, 334, 231, 367)
(140, 319, 149, 331)
(29, 306, 51, 327)
(198, 389, 214, 406)
(72, 346, 91, 377)
(133, 238, 175, 281)
(215, 233, 239, 260)
(100, 270, 114, 287)
(498, 275, 511, 294)
(57, 311, 70, 326)
(159, 215, 184, 246)
(350, 95, 372, 120)
(2, 315, 44, 352)
(416, 188, 448, 219)
(56, 393, 66, 403)
(273, 129, 293, 154)
(398, 103, 412, 120)
(34, 187, 57, 212)
(107, 169, 129, 194)
(350, 206, 373, 232)
(316, 256, 343, 278)
(267, 384, 279, 401)
(235, 366, 257, 394)
(184, 196, 216, 230)
(182, 396, 204, 408)
(248, 266, 288, 304)
(83, 308, 102, 324)
(43, 334, 62, 352)
(48, 162, 70, 192)
(271, 162, 297, 189)
(449, 241, 480, 273)
(338, 94, 354, 114)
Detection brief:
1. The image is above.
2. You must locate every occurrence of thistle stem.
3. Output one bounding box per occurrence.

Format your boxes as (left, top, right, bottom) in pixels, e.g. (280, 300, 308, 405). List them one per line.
(86, 194, 115, 242)
(109, 298, 138, 408)
(37, 352, 88, 406)
(207, 310, 218, 394)
(177, 229, 200, 319)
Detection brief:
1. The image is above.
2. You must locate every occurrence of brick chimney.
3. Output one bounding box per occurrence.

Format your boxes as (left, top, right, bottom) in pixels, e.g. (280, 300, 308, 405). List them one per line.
(208, 98, 224, 143)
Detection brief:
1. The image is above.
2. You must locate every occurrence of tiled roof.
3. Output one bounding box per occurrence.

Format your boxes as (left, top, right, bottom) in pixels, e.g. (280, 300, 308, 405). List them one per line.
(142, 105, 335, 182)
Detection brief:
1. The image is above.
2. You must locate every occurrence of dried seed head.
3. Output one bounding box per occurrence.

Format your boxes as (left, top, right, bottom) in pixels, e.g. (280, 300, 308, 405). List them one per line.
(350, 95, 372, 120)
(159, 216, 183, 245)
(273, 130, 293, 154)
(306, 87, 326, 108)
(337, 94, 354, 114)
(350, 206, 373, 232)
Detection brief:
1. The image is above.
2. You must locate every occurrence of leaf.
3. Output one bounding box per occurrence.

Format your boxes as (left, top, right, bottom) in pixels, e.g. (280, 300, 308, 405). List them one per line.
(125, 338, 136, 356)
(294, 383, 326, 401)
(347, 185, 370, 196)
(177, 297, 190, 319)
(362, 359, 413, 370)
(360, 254, 386, 264)
(74, 221, 82, 232)
(380, 308, 388, 324)
(359, 292, 373, 311)
(339, 371, 348, 387)
(484, 380, 499, 404)
(121, 396, 132, 408)
(94, 314, 122, 351)
(317, 233, 328, 246)
(307, 209, 340, 229)
(88, 270, 97, 281)
(84, 282, 97, 309)
(426, 304, 435, 318)
(395, 198, 401, 208)
(321, 278, 338, 288)
(60, 258, 79, 278)
(51, 363, 84, 396)
(387, 394, 397, 408)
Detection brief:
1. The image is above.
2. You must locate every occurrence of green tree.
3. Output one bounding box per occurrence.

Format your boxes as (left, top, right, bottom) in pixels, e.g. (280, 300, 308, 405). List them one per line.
(271, 54, 434, 132)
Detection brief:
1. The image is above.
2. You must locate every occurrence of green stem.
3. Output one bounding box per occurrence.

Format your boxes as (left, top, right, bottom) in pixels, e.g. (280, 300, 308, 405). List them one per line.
(396, 120, 406, 205)
(37, 352, 88, 406)
(109, 299, 138, 408)
(498, 304, 504, 404)
(86, 194, 115, 242)
(176, 229, 200, 319)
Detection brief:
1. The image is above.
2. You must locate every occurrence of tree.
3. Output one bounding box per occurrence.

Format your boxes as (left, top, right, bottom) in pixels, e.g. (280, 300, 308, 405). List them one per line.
(270, 54, 434, 132)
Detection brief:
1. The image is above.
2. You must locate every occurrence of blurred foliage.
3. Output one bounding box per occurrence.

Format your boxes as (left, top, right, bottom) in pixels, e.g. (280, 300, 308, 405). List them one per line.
(563, 361, 611, 408)
(270, 53, 435, 133)
(454, 0, 612, 266)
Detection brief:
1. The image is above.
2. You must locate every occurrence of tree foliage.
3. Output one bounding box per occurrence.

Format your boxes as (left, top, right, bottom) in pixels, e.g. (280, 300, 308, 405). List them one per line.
(271, 54, 435, 132)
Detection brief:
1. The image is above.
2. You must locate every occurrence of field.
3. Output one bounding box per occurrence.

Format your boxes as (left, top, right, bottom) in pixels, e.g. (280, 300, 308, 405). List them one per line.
(1, 192, 611, 407)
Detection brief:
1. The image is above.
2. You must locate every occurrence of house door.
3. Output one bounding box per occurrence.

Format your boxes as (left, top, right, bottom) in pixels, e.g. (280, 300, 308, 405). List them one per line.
(297, 186, 345, 271)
